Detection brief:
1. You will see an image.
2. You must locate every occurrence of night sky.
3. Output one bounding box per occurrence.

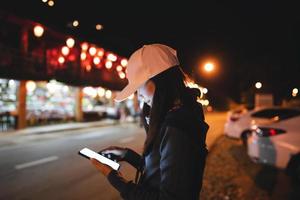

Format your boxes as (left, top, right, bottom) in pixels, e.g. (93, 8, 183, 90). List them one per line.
(2, 0, 300, 103)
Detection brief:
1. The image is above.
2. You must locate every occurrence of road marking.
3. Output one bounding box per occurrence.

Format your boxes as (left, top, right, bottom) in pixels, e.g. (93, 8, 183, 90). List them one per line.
(119, 137, 135, 144)
(15, 156, 58, 170)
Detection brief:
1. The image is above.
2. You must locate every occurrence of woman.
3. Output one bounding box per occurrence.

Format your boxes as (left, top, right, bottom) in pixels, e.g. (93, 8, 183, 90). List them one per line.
(90, 44, 209, 200)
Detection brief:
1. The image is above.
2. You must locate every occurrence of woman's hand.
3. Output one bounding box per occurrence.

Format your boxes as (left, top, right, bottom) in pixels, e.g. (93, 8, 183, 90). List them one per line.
(99, 146, 128, 162)
(90, 158, 113, 177)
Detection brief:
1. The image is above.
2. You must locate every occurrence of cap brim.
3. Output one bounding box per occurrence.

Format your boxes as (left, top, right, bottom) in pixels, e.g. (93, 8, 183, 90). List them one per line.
(114, 82, 141, 102)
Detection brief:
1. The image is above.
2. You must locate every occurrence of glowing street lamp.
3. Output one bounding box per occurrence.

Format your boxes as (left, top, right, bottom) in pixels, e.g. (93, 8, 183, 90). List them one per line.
(96, 24, 103, 30)
(72, 20, 79, 27)
(204, 63, 214, 73)
(292, 88, 298, 97)
(255, 82, 262, 89)
(48, 0, 54, 6)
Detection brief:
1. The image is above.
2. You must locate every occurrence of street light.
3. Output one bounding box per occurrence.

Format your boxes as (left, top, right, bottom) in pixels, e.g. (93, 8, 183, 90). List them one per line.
(204, 62, 214, 73)
(96, 24, 103, 30)
(72, 20, 79, 27)
(292, 88, 298, 97)
(48, 0, 54, 7)
(255, 82, 262, 89)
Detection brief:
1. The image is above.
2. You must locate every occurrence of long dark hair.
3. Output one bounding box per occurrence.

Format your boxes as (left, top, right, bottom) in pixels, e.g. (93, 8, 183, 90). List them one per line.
(141, 66, 201, 155)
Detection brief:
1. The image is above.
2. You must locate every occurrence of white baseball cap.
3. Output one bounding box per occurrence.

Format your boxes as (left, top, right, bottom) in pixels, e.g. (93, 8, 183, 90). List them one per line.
(114, 44, 179, 102)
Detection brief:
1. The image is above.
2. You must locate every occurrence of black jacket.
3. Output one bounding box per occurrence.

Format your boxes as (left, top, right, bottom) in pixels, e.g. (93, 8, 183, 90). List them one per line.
(107, 103, 209, 200)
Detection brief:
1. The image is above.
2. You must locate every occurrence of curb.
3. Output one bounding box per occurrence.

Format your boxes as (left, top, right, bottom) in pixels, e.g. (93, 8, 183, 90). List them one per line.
(0, 120, 120, 137)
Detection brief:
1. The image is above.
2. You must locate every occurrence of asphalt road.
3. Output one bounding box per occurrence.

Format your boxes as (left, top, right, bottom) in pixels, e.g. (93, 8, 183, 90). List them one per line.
(0, 112, 226, 200)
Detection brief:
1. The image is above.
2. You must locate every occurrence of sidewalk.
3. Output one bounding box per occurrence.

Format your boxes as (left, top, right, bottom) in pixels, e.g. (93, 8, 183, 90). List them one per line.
(0, 119, 119, 137)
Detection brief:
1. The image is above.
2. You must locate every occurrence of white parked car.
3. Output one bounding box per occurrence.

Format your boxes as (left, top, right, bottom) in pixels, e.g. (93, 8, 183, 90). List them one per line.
(247, 108, 300, 179)
(224, 108, 250, 139)
(224, 107, 290, 144)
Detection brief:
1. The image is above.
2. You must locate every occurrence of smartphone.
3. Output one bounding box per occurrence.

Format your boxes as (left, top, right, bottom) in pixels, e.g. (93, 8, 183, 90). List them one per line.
(78, 147, 120, 170)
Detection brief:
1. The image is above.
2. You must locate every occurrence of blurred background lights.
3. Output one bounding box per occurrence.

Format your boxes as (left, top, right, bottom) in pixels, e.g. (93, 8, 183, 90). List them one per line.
(107, 53, 117, 62)
(85, 65, 92, 72)
(89, 47, 97, 56)
(8, 80, 16, 87)
(292, 88, 298, 94)
(97, 88, 105, 97)
(199, 99, 210, 106)
(58, 56, 65, 64)
(72, 20, 79, 27)
(96, 24, 103, 30)
(105, 61, 113, 69)
(105, 90, 112, 99)
(83, 87, 97, 98)
(48, 0, 54, 7)
(255, 82, 262, 89)
(47, 80, 60, 94)
(292, 88, 298, 97)
(93, 57, 101, 65)
(62, 86, 69, 93)
(121, 59, 128, 67)
(116, 65, 123, 72)
(80, 52, 87, 60)
(81, 43, 88, 51)
(33, 25, 44, 37)
(119, 72, 126, 79)
(66, 37, 75, 48)
(61, 46, 70, 56)
(97, 49, 104, 57)
(26, 81, 36, 93)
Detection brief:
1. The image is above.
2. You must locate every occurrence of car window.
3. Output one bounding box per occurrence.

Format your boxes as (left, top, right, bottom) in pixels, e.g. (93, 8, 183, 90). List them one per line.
(251, 108, 300, 120)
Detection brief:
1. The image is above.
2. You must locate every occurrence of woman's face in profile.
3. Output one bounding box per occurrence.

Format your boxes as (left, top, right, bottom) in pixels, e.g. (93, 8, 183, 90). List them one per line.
(137, 80, 156, 107)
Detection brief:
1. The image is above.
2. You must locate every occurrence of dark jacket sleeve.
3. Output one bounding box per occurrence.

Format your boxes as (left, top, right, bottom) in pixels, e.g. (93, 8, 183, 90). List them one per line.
(123, 148, 142, 170)
(107, 126, 204, 200)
